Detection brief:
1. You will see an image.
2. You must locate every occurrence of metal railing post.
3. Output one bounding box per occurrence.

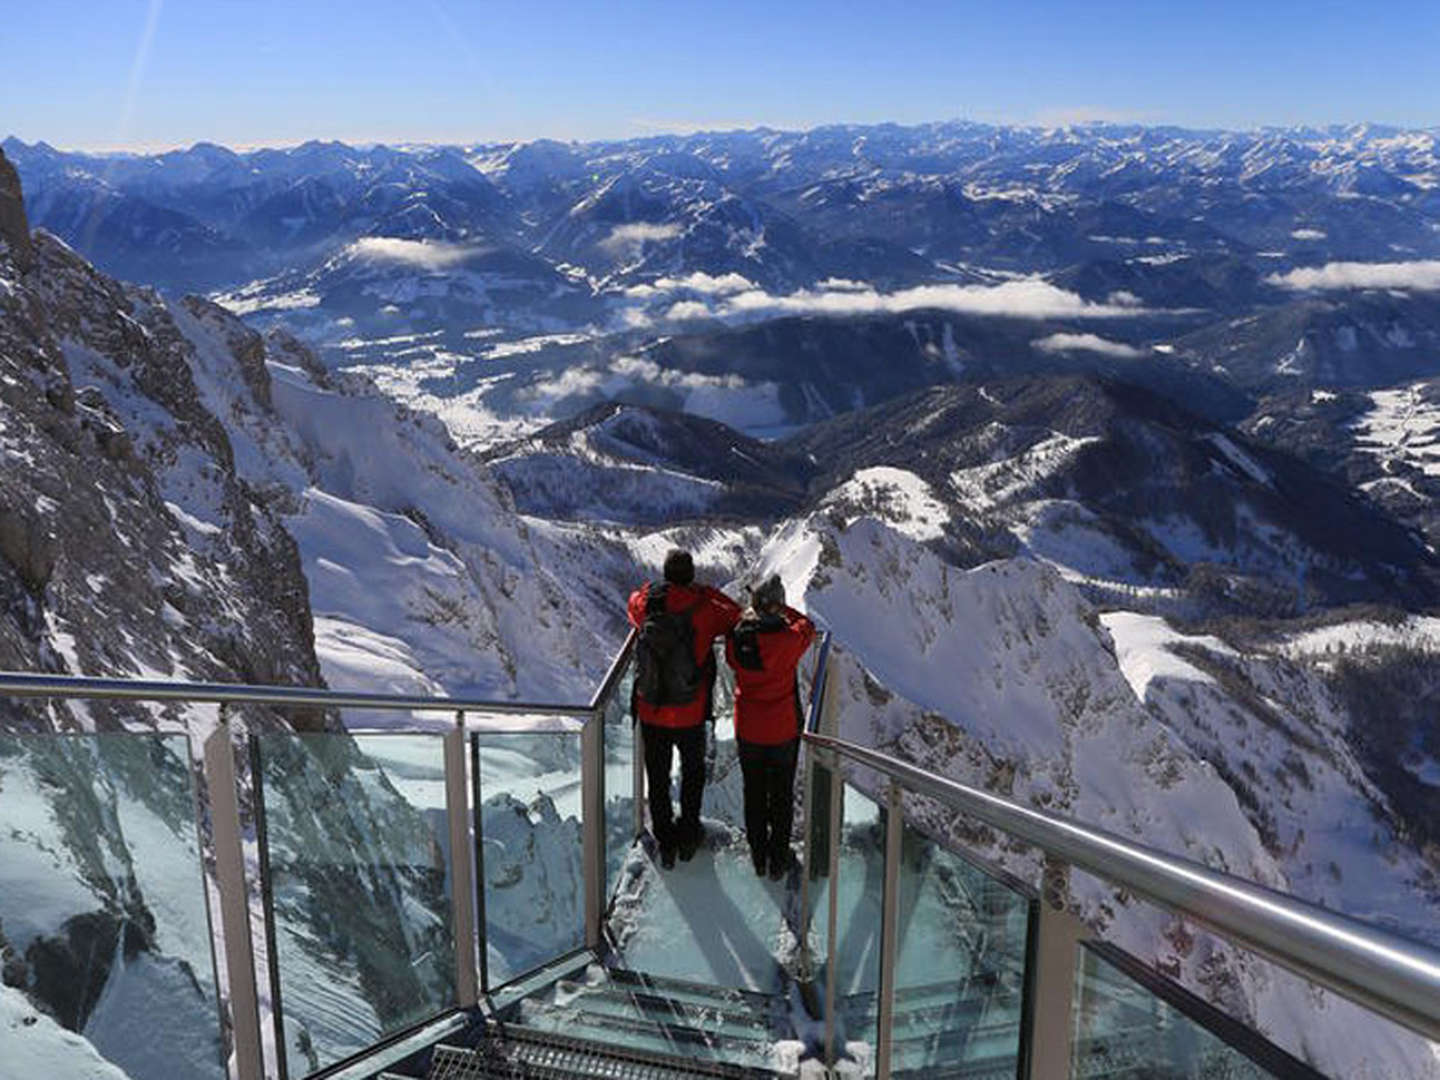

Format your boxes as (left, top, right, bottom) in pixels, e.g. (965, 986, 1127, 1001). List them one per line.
(202, 705, 265, 1080)
(633, 717, 646, 840)
(1024, 862, 1087, 1080)
(582, 707, 606, 949)
(798, 747, 818, 951)
(445, 710, 479, 1008)
(823, 742, 843, 1069)
(875, 781, 904, 1079)
(470, 733, 490, 994)
(798, 637, 829, 951)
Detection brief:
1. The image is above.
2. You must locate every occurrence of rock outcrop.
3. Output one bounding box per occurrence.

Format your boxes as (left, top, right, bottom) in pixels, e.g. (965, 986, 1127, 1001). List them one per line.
(0, 150, 325, 733)
(0, 147, 31, 271)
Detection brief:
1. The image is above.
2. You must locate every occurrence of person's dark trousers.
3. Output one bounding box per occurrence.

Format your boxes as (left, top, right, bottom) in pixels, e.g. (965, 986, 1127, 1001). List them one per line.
(737, 737, 800, 867)
(642, 722, 707, 850)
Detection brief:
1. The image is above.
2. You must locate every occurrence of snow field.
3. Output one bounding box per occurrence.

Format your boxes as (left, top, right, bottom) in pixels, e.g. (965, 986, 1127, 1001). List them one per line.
(0, 983, 133, 1080)
(1353, 381, 1440, 476)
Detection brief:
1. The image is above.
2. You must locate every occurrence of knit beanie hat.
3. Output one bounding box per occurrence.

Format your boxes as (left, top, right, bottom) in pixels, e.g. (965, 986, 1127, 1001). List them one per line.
(752, 574, 785, 611)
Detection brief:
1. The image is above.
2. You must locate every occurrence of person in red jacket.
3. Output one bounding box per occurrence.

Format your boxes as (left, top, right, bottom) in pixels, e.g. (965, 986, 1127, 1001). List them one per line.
(628, 549, 741, 868)
(725, 574, 816, 880)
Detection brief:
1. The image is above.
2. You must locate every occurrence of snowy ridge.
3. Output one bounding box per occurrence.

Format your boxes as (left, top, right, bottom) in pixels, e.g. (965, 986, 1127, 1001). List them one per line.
(742, 506, 1439, 1077)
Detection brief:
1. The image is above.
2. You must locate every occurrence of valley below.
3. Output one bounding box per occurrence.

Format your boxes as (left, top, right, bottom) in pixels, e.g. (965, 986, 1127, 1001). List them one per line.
(2, 119, 1439, 1078)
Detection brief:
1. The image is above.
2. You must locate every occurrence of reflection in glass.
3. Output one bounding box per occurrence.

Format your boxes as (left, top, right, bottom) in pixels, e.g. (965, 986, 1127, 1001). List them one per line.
(890, 818, 1030, 1075)
(255, 733, 455, 1075)
(0, 733, 224, 1080)
(1073, 944, 1271, 1078)
(473, 729, 585, 987)
(804, 756, 834, 953)
(830, 782, 886, 1077)
(600, 656, 637, 902)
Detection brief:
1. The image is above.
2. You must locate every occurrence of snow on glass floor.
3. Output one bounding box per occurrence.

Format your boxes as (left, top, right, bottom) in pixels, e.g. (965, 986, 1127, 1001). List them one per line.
(499, 817, 814, 1076)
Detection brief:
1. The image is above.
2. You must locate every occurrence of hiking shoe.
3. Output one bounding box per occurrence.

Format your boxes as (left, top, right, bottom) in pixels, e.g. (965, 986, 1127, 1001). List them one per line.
(751, 850, 768, 878)
(659, 843, 677, 870)
(676, 820, 702, 862)
(768, 851, 794, 881)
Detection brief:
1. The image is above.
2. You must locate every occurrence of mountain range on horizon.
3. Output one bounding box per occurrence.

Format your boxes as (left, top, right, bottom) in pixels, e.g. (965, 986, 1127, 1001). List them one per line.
(2, 109, 1440, 1077)
(10, 116, 1440, 157)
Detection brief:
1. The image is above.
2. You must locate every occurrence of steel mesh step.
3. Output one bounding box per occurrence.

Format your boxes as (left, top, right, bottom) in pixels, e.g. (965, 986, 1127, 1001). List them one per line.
(426, 1024, 777, 1080)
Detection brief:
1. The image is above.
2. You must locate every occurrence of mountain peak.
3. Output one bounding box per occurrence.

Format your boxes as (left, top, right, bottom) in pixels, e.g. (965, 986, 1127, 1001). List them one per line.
(0, 146, 32, 271)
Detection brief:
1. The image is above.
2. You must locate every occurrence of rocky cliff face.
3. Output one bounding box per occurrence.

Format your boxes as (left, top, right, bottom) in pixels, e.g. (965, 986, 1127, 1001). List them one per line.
(746, 505, 1440, 1078)
(0, 157, 325, 733)
(0, 148, 32, 271)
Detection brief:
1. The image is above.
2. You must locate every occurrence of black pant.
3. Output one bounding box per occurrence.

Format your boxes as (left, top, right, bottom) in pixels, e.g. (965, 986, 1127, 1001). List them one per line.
(737, 738, 799, 864)
(642, 722, 706, 848)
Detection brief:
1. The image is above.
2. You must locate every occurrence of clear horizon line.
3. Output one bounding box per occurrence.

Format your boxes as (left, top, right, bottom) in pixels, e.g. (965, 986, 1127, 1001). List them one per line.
(6, 115, 1439, 158)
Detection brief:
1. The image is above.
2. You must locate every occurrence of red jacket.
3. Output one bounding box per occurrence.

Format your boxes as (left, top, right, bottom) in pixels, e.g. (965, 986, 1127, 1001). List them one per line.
(725, 606, 816, 746)
(627, 582, 741, 728)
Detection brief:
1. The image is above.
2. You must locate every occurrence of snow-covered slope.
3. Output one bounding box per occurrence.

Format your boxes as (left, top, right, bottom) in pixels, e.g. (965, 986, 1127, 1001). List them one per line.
(743, 505, 1439, 1077)
(0, 734, 226, 1080)
(5, 137, 1440, 1080)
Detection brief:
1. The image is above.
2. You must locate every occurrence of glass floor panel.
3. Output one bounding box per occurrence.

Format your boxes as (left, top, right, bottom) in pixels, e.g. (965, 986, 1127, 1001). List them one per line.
(498, 825, 807, 1075)
(607, 829, 800, 992)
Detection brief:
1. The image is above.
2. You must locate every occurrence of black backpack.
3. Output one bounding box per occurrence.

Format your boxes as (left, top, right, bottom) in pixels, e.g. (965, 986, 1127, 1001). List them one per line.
(634, 583, 708, 706)
(730, 611, 786, 671)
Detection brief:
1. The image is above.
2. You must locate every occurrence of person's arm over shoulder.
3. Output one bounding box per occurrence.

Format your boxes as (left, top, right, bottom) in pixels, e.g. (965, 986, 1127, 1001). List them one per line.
(785, 606, 816, 645)
(701, 585, 742, 636)
(776, 606, 816, 666)
(627, 585, 649, 630)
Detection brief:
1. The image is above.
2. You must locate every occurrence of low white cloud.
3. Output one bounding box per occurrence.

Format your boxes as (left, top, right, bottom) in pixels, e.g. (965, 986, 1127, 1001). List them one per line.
(1032, 332, 1145, 358)
(526, 366, 608, 400)
(349, 237, 477, 271)
(1268, 260, 1440, 291)
(598, 222, 683, 257)
(610, 354, 748, 390)
(709, 279, 1148, 321)
(664, 300, 714, 321)
(610, 274, 1152, 334)
(625, 271, 755, 298)
(527, 355, 754, 408)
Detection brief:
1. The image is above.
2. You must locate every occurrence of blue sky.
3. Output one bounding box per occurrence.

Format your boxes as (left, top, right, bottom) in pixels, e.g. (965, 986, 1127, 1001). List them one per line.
(4, 0, 1438, 150)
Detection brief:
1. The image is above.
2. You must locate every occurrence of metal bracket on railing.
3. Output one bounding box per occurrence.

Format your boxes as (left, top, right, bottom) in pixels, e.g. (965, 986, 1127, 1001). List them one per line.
(446, 710, 480, 1008)
(202, 702, 265, 1080)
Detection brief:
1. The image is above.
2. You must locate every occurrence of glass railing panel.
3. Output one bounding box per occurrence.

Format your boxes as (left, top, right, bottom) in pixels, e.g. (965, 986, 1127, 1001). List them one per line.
(0, 732, 225, 1080)
(1072, 943, 1273, 1079)
(702, 654, 746, 836)
(803, 754, 834, 947)
(599, 655, 637, 902)
(889, 816, 1030, 1076)
(829, 781, 887, 1076)
(254, 732, 455, 1076)
(472, 727, 585, 988)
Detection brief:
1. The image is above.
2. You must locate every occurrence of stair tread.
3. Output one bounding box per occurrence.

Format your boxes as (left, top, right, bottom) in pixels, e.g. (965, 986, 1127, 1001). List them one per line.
(426, 1025, 779, 1078)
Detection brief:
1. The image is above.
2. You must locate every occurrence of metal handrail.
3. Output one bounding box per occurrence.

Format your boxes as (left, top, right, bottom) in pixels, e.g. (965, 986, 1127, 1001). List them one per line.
(803, 731, 1440, 1044)
(803, 631, 833, 734)
(0, 671, 597, 716)
(587, 630, 637, 712)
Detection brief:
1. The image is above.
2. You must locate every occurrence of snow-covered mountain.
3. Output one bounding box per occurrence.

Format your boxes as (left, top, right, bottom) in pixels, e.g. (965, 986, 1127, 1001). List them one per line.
(11, 122, 1440, 298)
(1242, 376, 1440, 550)
(4, 126, 1440, 1080)
(0, 146, 635, 1078)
